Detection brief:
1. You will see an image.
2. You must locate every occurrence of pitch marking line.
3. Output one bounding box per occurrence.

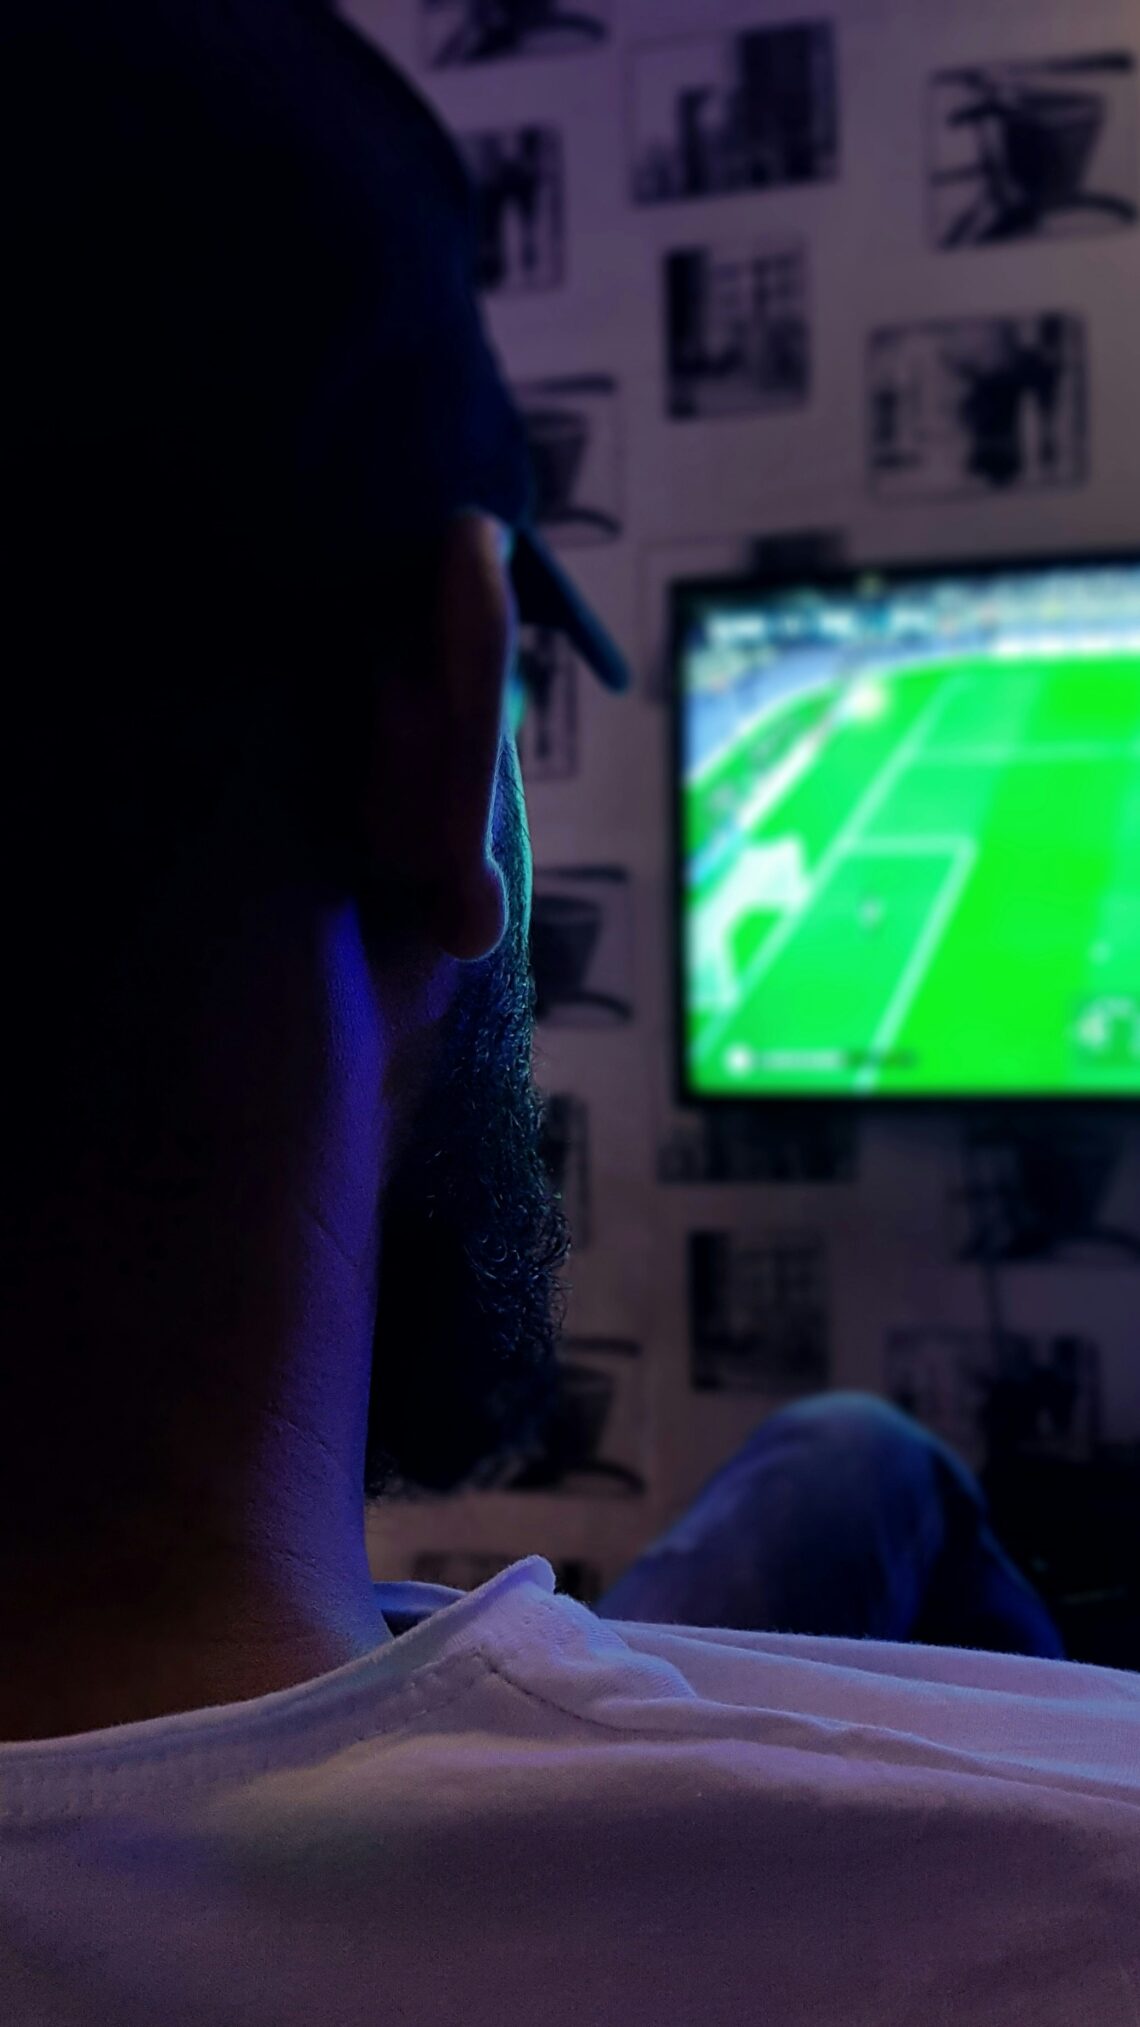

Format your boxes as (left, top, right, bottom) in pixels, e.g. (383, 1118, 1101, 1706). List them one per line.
(854, 840, 978, 1094)
(693, 678, 969, 1068)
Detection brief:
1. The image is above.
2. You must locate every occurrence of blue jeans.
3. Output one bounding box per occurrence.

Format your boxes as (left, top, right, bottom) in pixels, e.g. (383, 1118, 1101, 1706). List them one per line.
(595, 1391, 1066, 1658)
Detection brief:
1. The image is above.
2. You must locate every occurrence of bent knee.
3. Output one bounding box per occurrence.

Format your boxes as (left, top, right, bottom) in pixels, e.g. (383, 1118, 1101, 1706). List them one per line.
(778, 1389, 925, 1451)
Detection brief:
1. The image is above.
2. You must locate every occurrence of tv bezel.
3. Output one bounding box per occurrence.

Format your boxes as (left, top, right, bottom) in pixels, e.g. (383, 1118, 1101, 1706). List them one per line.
(668, 546, 1140, 1109)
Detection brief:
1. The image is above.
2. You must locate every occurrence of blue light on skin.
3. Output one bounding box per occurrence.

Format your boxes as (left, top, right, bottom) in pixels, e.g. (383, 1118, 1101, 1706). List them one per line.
(457, 509, 531, 940)
(458, 508, 528, 740)
(496, 523, 529, 742)
(507, 665, 528, 741)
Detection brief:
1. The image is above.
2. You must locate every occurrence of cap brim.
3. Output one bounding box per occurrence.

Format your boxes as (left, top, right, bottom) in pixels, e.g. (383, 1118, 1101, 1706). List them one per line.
(509, 524, 631, 693)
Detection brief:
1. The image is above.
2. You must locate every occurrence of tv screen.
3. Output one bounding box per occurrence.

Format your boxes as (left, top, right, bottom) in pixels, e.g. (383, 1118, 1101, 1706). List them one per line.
(672, 557, 1140, 1099)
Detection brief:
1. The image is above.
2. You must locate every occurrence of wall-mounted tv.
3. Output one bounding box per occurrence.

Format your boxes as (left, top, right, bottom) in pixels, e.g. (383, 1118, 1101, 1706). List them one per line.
(671, 555, 1140, 1100)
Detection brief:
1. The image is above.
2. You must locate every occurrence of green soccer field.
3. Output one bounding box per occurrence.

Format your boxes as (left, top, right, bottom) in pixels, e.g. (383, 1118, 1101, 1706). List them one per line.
(684, 653, 1140, 1095)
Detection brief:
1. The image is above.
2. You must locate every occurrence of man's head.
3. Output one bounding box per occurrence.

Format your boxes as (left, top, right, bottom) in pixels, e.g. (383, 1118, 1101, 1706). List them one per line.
(0, 0, 635, 1578)
(4, 494, 570, 1529)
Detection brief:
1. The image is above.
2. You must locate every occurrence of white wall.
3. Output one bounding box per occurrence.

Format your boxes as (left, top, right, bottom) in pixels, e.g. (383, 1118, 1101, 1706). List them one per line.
(356, 0, 1140, 1603)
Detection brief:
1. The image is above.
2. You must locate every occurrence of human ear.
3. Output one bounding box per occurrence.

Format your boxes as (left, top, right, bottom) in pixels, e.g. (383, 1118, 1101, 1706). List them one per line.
(361, 511, 516, 963)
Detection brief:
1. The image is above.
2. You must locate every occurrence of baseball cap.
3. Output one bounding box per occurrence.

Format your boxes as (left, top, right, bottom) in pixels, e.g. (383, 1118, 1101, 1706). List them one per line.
(3, 0, 631, 696)
(309, 5, 632, 695)
(509, 526, 630, 694)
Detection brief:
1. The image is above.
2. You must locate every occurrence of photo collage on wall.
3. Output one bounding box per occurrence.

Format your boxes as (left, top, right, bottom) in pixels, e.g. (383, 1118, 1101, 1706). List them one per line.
(391, 8, 1140, 1588)
(631, 24, 834, 428)
(875, 47, 1137, 493)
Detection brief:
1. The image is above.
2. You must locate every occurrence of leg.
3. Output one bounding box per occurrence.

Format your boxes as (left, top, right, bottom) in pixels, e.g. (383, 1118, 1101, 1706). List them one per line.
(595, 1391, 1065, 1658)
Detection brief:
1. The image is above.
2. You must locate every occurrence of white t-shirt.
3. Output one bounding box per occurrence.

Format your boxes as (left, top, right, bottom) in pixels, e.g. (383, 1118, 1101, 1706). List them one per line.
(3, 1555, 1138, 2025)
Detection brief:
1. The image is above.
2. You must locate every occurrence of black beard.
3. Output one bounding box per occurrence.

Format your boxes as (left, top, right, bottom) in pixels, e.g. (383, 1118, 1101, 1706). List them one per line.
(363, 751, 571, 1501)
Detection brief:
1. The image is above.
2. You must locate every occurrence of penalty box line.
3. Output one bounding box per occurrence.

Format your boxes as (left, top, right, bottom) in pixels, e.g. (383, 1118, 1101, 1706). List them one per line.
(852, 839, 978, 1093)
(747, 839, 977, 1085)
(693, 679, 970, 1069)
(721, 838, 977, 1085)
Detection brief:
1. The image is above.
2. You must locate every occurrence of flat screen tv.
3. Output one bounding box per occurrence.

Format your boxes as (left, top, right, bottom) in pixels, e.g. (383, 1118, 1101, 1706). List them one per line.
(671, 555, 1140, 1100)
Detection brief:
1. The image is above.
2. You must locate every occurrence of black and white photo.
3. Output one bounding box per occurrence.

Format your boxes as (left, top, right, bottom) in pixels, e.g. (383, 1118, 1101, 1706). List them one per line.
(516, 626, 580, 782)
(665, 239, 810, 420)
(929, 52, 1137, 250)
(514, 376, 622, 546)
(538, 1092, 593, 1248)
(868, 315, 1087, 499)
(487, 1339, 647, 1497)
(423, 0, 608, 68)
(953, 1114, 1138, 1264)
(460, 126, 565, 295)
(688, 1232, 829, 1394)
(631, 23, 838, 206)
(530, 866, 634, 1027)
(658, 1106, 858, 1184)
(886, 1327, 1102, 1474)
